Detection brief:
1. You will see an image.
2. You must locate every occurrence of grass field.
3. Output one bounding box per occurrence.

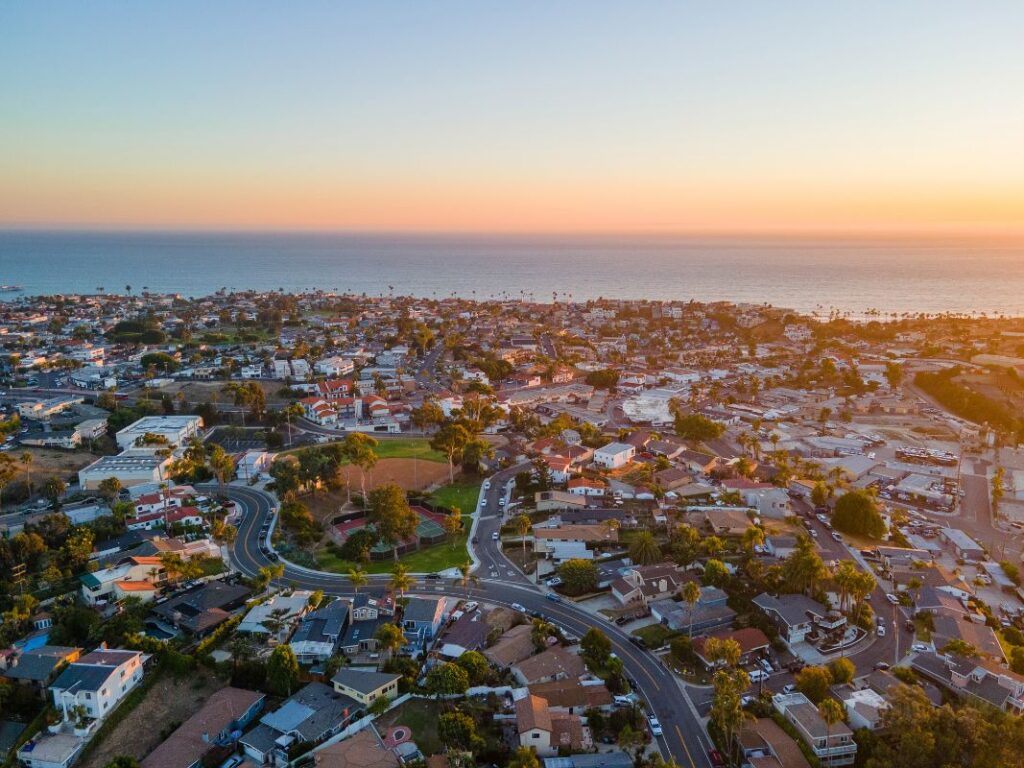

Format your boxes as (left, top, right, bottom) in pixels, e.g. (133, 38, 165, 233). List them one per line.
(365, 438, 446, 462)
(430, 478, 482, 513)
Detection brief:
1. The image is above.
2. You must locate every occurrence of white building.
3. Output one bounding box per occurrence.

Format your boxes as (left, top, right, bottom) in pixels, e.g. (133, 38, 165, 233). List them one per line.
(50, 649, 146, 722)
(114, 415, 203, 451)
(79, 454, 174, 490)
(593, 442, 636, 469)
(315, 356, 355, 377)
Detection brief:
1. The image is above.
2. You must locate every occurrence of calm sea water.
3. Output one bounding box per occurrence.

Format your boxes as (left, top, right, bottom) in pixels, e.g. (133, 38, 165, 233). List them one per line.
(2, 230, 1023, 317)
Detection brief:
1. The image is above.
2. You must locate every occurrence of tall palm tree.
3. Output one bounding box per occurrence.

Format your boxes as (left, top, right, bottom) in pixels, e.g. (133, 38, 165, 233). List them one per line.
(457, 560, 478, 596)
(512, 513, 532, 558)
(20, 452, 33, 498)
(681, 580, 701, 638)
(389, 563, 414, 598)
(347, 567, 368, 595)
(817, 698, 845, 767)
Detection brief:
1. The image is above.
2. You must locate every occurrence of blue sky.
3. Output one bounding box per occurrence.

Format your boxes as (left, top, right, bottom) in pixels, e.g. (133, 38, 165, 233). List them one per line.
(2, 2, 1023, 232)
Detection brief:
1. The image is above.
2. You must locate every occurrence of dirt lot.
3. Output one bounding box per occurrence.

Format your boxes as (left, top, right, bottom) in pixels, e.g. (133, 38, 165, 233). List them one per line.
(16, 447, 100, 482)
(80, 670, 225, 768)
(345, 457, 450, 494)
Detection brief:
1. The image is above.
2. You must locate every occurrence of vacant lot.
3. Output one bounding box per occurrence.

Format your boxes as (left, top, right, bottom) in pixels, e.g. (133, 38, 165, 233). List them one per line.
(80, 670, 224, 768)
(351, 457, 449, 493)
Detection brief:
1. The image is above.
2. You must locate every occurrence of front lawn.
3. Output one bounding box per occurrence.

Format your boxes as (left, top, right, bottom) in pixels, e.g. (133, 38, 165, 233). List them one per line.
(632, 623, 680, 648)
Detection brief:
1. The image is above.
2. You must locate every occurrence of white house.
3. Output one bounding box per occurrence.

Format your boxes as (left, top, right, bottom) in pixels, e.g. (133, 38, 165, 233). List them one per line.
(315, 356, 355, 377)
(593, 442, 636, 470)
(114, 415, 203, 451)
(50, 648, 146, 722)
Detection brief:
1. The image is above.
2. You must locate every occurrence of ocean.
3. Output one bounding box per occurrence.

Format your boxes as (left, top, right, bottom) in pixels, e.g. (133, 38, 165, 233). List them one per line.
(2, 230, 1024, 318)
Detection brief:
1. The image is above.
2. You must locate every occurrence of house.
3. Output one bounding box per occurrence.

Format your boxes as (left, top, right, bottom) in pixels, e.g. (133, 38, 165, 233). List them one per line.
(527, 680, 613, 714)
(752, 593, 842, 647)
(79, 555, 165, 605)
(772, 692, 857, 766)
(330, 669, 401, 707)
(610, 564, 690, 607)
(515, 694, 590, 757)
(692, 628, 770, 670)
(540, 754, 633, 768)
(593, 442, 635, 470)
(512, 647, 587, 685)
(141, 687, 265, 768)
(237, 591, 313, 640)
(151, 580, 252, 636)
(483, 624, 536, 668)
(337, 594, 392, 657)
(912, 652, 1024, 713)
(764, 535, 800, 559)
(291, 599, 351, 664)
(533, 524, 617, 561)
(16, 733, 85, 768)
(837, 687, 890, 731)
(401, 597, 451, 649)
(436, 606, 491, 659)
(534, 491, 588, 512)
(311, 727, 399, 768)
(240, 682, 361, 767)
(736, 717, 811, 768)
(566, 477, 607, 497)
(650, 586, 736, 635)
(50, 648, 146, 722)
(1, 646, 82, 690)
(741, 487, 792, 519)
(697, 507, 755, 536)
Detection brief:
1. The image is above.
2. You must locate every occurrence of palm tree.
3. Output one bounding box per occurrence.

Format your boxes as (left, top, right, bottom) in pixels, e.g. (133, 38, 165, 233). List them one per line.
(681, 580, 701, 638)
(20, 452, 33, 498)
(457, 560, 478, 596)
(512, 513, 531, 558)
(389, 563, 414, 598)
(817, 698, 845, 767)
(347, 567, 368, 595)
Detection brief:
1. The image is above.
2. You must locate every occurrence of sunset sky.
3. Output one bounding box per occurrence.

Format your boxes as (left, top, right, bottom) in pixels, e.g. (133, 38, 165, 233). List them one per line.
(2, 2, 1023, 234)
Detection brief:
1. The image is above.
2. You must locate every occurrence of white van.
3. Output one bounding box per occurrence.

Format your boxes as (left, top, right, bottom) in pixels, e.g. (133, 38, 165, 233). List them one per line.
(749, 669, 769, 683)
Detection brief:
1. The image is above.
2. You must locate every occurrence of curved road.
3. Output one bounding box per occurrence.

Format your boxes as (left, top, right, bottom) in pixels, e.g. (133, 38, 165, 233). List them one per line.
(221, 479, 713, 767)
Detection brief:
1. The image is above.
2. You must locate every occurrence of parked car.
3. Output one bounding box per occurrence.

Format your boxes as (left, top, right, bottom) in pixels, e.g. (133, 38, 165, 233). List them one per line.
(511, 603, 527, 613)
(886, 593, 900, 605)
(782, 684, 796, 694)
(749, 669, 768, 683)
(425, 573, 441, 580)
(707, 749, 726, 767)
(759, 658, 773, 674)
(831, 531, 843, 542)
(912, 642, 929, 652)
(648, 717, 663, 737)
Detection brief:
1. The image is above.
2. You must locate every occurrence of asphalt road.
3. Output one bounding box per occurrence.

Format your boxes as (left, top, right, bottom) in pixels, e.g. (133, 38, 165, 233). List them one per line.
(223, 482, 714, 767)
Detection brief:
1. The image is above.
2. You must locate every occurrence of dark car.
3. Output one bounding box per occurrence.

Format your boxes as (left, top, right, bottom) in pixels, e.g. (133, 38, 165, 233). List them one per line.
(471, 536, 479, 543)
(630, 636, 647, 648)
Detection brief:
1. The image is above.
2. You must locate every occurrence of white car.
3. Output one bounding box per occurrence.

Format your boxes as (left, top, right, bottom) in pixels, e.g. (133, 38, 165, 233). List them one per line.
(876, 625, 886, 637)
(648, 717, 663, 737)
(483, 480, 491, 490)
(749, 669, 768, 683)
(511, 603, 527, 613)
(491, 531, 499, 540)
(463, 601, 479, 612)
(831, 532, 843, 542)
(782, 684, 796, 694)
(912, 642, 929, 652)
(886, 593, 900, 605)
(808, 529, 818, 538)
